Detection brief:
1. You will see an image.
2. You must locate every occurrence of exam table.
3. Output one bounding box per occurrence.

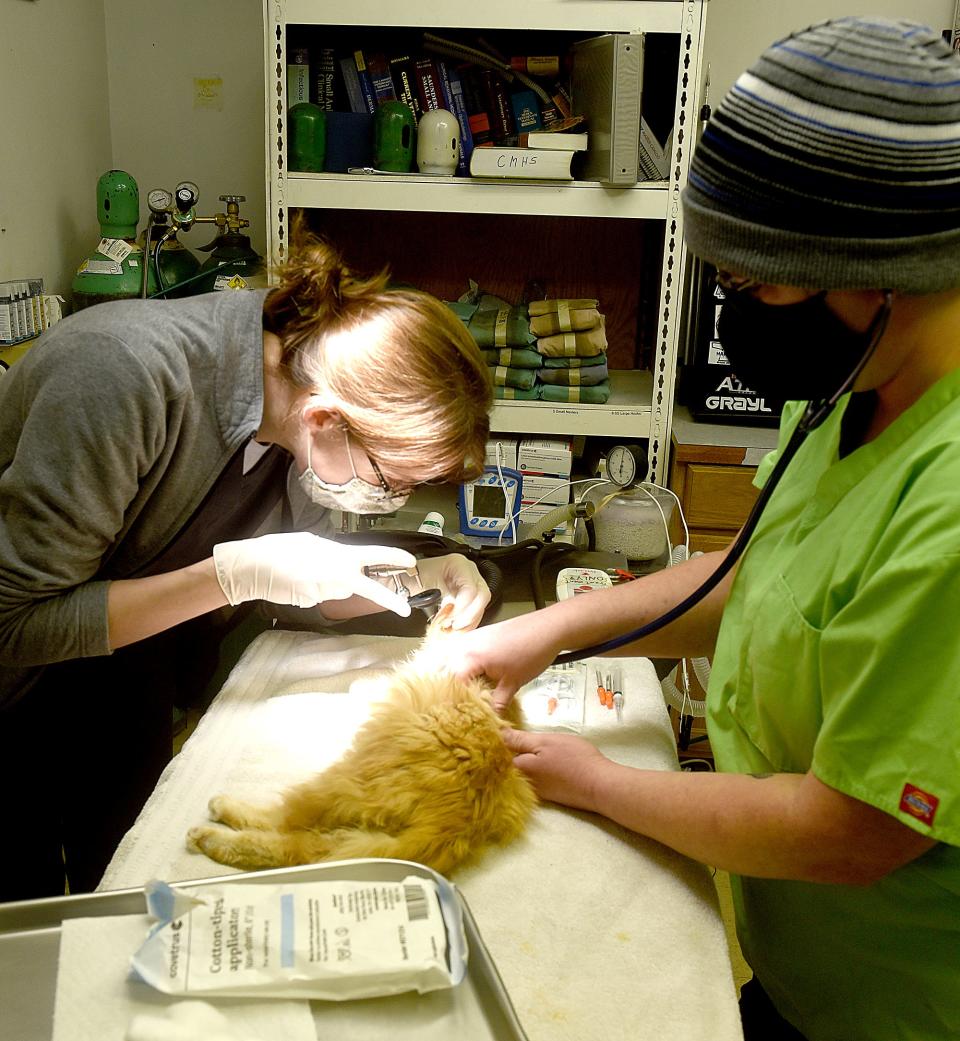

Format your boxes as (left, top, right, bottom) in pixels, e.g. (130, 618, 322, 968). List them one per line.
(76, 630, 743, 1039)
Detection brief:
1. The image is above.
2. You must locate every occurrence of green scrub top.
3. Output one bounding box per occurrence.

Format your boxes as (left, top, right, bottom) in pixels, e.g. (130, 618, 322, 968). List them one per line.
(708, 374, 960, 1041)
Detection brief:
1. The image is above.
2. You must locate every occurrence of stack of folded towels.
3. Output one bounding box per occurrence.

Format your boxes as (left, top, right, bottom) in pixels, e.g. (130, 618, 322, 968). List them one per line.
(446, 296, 611, 404)
(446, 300, 541, 399)
(527, 298, 610, 403)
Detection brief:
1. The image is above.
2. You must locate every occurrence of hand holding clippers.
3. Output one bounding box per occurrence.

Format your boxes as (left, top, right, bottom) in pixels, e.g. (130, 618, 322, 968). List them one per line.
(363, 563, 443, 619)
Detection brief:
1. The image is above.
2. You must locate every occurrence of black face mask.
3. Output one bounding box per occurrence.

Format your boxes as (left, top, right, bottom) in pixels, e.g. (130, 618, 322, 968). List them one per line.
(716, 288, 892, 404)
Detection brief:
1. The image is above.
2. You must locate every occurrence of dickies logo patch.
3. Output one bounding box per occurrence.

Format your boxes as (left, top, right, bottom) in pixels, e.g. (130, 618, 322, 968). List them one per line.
(899, 783, 939, 827)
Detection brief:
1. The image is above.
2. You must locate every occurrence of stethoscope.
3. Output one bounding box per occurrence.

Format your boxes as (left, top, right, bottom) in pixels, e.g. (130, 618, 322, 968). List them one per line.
(551, 289, 894, 667)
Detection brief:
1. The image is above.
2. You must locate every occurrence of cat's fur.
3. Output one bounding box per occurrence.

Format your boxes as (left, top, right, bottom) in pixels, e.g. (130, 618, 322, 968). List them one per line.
(186, 606, 536, 875)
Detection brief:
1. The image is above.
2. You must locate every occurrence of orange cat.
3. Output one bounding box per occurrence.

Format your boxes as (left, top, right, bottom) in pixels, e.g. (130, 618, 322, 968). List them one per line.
(186, 606, 536, 875)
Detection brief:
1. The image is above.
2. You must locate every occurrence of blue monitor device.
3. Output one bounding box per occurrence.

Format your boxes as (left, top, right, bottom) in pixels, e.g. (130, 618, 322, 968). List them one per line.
(458, 466, 523, 537)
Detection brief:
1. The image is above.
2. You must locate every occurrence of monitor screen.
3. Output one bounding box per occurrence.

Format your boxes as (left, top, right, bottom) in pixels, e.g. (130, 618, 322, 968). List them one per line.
(473, 483, 507, 518)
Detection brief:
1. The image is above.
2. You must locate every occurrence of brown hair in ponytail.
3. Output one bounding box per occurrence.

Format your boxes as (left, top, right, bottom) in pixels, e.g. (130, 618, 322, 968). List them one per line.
(263, 220, 491, 486)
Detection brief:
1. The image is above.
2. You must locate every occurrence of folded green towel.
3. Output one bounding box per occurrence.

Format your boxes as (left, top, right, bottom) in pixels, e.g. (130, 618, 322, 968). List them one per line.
(536, 320, 607, 357)
(489, 364, 537, 390)
(444, 300, 480, 324)
(481, 347, 543, 369)
(537, 361, 609, 386)
(542, 352, 607, 368)
(494, 385, 539, 400)
(465, 305, 535, 348)
(538, 380, 611, 404)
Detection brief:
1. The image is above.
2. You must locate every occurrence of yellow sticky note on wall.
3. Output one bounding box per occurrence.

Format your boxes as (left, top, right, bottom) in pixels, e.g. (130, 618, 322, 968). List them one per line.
(194, 77, 223, 111)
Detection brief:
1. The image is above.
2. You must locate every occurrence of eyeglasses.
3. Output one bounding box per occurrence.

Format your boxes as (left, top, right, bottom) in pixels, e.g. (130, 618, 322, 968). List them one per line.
(715, 270, 763, 295)
(366, 453, 399, 496)
(352, 437, 413, 498)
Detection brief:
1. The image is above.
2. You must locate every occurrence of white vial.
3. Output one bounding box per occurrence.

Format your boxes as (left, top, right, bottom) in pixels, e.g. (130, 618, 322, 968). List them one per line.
(417, 511, 445, 537)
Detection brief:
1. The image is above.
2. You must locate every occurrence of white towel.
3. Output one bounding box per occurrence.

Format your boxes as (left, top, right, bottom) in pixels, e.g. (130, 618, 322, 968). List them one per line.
(52, 915, 315, 1041)
(100, 631, 742, 1041)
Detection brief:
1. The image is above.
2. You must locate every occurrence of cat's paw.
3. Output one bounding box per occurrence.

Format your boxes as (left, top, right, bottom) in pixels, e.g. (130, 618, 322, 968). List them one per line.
(207, 794, 235, 824)
(207, 794, 278, 830)
(186, 824, 218, 853)
(186, 823, 271, 870)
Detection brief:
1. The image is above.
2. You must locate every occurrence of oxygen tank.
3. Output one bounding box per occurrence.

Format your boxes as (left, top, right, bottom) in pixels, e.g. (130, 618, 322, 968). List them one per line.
(71, 170, 150, 310)
(190, 196, 266, 294)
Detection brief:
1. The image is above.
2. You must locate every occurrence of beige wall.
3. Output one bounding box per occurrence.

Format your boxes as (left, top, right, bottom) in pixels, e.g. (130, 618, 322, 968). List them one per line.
(102, 0, 266, 261)
(705, 1, 955, 100)
(0, 0, 112, 296)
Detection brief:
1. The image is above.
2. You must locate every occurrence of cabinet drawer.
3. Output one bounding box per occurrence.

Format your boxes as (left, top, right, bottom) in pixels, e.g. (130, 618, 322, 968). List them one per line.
(689, 531, 735, 554)
(683, 464, 759, 530)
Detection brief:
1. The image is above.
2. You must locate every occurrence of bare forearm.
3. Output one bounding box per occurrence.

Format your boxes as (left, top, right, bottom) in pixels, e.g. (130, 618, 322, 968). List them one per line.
(589, 765, 933, 884)
(538, 548, 733, 660)
(107, 558, 229, 649)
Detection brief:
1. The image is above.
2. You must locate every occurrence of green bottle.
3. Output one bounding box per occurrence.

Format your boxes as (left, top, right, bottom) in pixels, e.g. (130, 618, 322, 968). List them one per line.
(288, 102, 327, 172)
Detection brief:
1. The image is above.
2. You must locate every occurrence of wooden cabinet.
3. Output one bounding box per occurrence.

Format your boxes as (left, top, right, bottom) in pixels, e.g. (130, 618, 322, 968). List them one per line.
(669, 406, 779, 552)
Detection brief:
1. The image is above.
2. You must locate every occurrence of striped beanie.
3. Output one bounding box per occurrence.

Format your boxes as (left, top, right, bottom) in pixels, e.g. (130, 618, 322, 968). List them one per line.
(681, 16, 960, 292)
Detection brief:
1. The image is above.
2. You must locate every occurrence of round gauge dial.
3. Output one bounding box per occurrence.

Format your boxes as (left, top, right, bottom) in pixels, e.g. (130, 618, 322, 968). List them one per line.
(605, 444, 648, 488)
(175, 181, 200, 210)
(147, 188, 173, 213)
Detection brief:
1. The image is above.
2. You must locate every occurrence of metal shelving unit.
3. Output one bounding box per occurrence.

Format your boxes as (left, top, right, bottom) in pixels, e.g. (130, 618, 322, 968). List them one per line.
(263, 0, 709, 483)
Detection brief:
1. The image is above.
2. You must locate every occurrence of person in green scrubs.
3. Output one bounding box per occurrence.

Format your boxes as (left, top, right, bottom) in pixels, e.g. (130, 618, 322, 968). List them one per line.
(440, 16, 960, 1041)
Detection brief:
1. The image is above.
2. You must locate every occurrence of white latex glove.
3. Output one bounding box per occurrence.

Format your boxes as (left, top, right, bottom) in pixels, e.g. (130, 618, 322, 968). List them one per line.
(213, 532, 415, 616)
(415, 553, 491, 631)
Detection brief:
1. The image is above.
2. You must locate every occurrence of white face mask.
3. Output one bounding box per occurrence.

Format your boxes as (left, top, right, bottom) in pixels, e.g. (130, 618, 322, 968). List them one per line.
(298, 429, 410, 515)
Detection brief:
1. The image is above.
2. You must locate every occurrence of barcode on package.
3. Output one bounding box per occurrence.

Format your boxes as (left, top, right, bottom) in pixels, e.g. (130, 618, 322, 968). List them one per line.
(404, 883, 428, 921)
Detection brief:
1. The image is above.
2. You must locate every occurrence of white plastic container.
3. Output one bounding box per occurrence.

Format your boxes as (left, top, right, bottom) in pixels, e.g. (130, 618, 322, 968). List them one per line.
(589, 484, 675, 561)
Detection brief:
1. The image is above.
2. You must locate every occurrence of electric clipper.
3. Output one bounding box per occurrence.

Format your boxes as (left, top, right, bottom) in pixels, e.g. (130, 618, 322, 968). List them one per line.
(363, 564, 442, 620)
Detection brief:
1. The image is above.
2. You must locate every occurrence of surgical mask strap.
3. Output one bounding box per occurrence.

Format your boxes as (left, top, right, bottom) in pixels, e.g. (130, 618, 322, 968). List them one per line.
(342, 428, 362, 481)
(304, 427, 363, 485)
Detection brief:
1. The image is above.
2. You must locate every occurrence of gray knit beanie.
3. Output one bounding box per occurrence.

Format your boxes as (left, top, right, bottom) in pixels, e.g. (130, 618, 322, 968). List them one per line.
(682, 16, 960, 292)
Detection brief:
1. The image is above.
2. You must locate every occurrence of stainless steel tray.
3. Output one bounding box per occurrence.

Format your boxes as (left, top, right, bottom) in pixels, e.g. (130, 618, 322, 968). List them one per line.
(0, 858, 529, 1041)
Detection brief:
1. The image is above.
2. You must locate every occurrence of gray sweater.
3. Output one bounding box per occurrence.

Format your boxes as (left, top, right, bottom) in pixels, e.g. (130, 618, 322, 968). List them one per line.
(0, 289, 291, 703)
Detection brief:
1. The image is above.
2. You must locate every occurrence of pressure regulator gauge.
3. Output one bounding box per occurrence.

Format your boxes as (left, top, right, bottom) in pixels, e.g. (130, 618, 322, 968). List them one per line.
(147, 188, 173, 214)
(605, 443, 649, 488)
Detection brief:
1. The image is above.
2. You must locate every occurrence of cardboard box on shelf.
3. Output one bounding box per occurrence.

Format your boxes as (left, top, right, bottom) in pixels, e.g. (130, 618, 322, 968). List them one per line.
(484, 437, 519, 471)
(518, 437, 573, 478)
(520, 473, 571, 508)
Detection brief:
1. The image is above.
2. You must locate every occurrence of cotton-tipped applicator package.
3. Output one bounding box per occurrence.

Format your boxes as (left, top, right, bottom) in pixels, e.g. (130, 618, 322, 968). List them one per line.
(131, 876, 468, 1000)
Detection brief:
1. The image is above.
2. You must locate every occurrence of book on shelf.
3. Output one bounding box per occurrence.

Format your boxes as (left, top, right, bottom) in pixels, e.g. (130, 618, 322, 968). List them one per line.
(364, 51, 397, 105)
(338, 54, 366, 114)
(469, 145, 576, 180)
(510, 89, 543, 134)
(436, 60, 474, 174)
(520, 128, 588, 151)
(352, 50, 378, 114)
(550, 81, 573, 119)
(389, 53, 421, 120)
(456, 64, 492, 147)
(479, 69, 515, 142)
(309, 43, 337, 111)
(638, 116, 671, 180)
(414, 56, 443, 114)
(286, 41, 310, 108)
